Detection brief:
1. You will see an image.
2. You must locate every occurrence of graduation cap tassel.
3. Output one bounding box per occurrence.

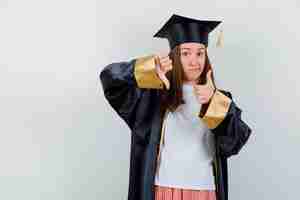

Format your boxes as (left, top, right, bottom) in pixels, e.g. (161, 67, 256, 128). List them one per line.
(216, 28, 224, 48)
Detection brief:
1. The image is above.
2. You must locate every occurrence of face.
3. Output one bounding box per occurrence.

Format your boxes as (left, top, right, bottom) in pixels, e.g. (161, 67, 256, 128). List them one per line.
(179, 42, 206, 83)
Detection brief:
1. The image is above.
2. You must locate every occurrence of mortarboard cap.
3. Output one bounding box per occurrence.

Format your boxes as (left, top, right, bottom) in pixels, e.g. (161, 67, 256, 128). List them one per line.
(153, 14, 222, 49)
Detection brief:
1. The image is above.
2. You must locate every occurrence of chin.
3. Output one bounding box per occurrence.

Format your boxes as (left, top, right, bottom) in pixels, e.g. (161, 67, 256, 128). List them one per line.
(185, 72, 202, 82)
(184, 77, 198, 83)
(192, 74, 201, 81)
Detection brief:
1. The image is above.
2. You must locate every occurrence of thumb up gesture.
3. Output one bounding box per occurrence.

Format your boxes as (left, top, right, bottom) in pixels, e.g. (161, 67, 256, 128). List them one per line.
(193, 70, 216, 104)
(154, 53, 173, 90)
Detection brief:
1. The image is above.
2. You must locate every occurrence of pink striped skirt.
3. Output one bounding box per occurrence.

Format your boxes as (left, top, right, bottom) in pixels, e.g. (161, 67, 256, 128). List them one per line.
(154, 185, 216, 200)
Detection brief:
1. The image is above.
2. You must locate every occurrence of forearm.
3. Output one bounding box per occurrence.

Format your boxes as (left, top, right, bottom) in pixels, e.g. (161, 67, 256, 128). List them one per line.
(199, 90, 252, 158)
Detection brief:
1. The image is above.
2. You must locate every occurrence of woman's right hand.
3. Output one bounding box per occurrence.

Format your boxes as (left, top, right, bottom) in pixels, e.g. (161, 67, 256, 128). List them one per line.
(154, 53, 173, 90)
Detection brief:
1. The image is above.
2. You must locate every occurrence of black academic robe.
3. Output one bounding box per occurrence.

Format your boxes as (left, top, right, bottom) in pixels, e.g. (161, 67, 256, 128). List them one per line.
(99, 55, 252, 200)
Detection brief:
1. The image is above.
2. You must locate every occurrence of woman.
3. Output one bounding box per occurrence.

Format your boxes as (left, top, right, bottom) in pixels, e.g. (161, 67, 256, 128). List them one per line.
(100, 14, 252, 200)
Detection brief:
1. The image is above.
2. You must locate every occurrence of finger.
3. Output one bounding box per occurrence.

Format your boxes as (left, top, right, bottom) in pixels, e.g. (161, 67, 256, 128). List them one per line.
(200, 96, 209, 103)
(154, 55, 162, 67)
(158, 53, 170, 60)
(159, 57, 171, 65)
(195, 94, 205, 99)
(196, 96, 206, 104)
(161, 61, 173, 72)
(193, 89, 203, 98)
(194, 89, 208, 99)
(162, 61, 172, 69)
(160, 58, 172, 66)
(159, 73, 170, 90)
(165, 65, 173, 73)
(205, 70, 214, 87)
(155, 53, 169, 65)
(193, 84, 206, 91)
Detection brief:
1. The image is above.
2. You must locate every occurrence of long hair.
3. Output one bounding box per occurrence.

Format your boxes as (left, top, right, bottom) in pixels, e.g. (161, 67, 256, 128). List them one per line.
(159, 45, 217, 117)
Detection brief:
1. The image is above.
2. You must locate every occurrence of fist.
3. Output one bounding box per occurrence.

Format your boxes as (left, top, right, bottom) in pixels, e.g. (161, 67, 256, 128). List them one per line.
(193, 70, 216, 104)
(154, 53, 173, 90)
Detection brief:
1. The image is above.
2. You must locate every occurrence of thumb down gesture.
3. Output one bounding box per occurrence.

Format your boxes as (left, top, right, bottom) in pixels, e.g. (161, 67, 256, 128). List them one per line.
(154, 53, 173, 90)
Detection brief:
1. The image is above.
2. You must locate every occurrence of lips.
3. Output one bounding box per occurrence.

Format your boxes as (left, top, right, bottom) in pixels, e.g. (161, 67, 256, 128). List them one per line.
(189, 68, 200, 71)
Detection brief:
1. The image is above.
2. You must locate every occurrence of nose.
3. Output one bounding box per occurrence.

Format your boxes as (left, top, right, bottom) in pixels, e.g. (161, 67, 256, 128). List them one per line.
(190, 54, 199, 66)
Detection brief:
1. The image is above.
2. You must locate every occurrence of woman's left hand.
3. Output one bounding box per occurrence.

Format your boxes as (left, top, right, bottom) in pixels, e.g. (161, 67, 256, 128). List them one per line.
(193, 70, 216, 104)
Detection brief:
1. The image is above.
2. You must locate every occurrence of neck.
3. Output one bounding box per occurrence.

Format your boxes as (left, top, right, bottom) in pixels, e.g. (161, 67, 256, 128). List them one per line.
(183, 80, 197, 85)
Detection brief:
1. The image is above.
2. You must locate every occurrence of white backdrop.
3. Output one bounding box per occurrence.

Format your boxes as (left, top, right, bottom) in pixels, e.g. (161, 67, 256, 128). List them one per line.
(1, 0, 299, 200)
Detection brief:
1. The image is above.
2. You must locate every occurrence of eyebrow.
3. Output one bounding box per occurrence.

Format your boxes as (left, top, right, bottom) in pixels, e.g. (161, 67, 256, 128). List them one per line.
(180, 47, 205, 51)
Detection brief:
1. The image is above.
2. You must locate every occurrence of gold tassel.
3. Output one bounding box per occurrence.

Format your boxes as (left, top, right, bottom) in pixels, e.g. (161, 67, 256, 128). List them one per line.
(216, 28, 224, 48)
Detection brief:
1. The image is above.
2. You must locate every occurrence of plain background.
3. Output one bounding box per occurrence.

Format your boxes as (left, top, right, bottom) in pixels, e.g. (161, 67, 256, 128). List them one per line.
(1, 0, 300, 199)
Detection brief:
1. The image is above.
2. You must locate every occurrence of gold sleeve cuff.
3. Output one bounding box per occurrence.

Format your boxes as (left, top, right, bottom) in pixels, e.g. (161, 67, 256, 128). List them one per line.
(200, 90, 232, 129)
(134, 55, 164, 89)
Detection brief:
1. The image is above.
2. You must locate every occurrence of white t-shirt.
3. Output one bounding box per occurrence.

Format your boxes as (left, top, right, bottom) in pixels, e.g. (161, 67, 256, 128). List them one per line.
(154, 83, 216, 190)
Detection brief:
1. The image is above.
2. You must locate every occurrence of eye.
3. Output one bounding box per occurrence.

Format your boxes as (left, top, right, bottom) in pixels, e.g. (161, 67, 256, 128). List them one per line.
(181, 51, 189, 56)
(197, 51, 204, 56)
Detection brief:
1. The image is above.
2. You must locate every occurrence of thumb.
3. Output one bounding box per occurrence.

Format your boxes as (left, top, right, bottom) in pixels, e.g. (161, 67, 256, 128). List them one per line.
(205, 70, 214, 88)
(157, 72, 170, 90)
(154, 55, 160, 67)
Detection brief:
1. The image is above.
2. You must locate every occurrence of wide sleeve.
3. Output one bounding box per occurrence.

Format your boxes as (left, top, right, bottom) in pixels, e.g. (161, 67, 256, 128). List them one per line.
(199, 90, 252, 158)
(99, 55, 165, 130)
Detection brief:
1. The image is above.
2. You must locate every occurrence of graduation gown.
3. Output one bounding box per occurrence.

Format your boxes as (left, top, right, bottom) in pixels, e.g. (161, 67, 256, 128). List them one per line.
(99, 55, 252, 200)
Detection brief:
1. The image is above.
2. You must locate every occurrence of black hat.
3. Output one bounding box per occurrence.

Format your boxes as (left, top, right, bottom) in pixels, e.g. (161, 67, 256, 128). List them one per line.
(153, 14, 222, 49)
